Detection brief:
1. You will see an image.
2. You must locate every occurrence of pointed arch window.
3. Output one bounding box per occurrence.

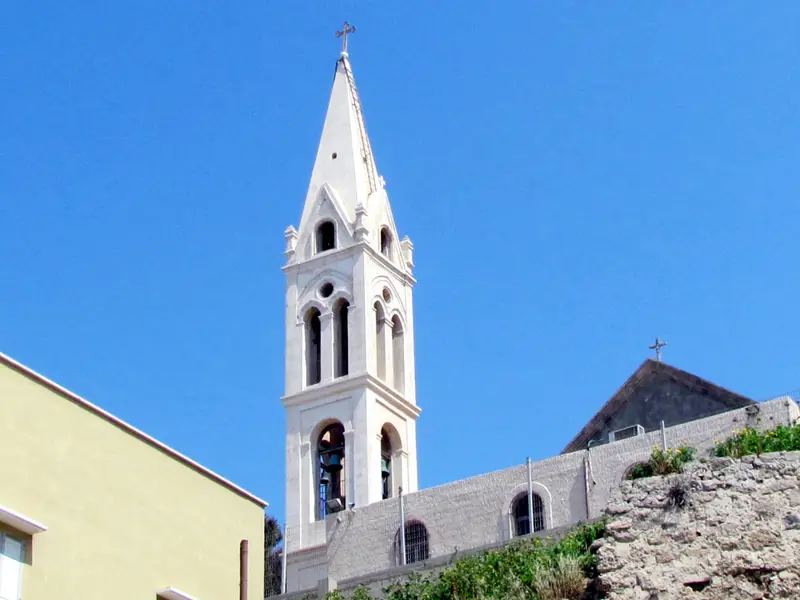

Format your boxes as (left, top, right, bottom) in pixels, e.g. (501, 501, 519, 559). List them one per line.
(391, 315, 405, 393)
(316, 221, 336, 253)
(380, 227, 392, 259)
(512, 491, 545, 537)
(381, 428, 392, 499)
(334, 299, 350, 378)
(317, 422, 346, 519)
(375, 302, 386, 381)
(305, 308, 321, 386)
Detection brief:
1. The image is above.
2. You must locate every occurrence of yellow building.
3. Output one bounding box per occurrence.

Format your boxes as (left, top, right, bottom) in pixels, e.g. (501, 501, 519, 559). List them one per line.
(0, 352, 266, 600)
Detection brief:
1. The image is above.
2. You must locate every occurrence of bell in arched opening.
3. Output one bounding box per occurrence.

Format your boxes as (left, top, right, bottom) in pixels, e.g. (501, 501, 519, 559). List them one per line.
(318, 423, 346, 517)
(381, 428, 392, 500)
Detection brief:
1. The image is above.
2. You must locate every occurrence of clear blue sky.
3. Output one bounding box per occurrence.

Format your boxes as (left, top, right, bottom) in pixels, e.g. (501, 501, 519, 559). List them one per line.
(2, 2, 799, 523)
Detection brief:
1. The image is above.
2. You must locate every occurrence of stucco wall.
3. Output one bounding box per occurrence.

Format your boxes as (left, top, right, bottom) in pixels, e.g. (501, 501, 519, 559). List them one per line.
(284, 396, 798, 593)
(0, 360, 265, 600)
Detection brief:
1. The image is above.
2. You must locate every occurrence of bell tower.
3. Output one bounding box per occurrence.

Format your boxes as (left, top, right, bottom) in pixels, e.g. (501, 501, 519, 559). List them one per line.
(282, 34, 420, 553)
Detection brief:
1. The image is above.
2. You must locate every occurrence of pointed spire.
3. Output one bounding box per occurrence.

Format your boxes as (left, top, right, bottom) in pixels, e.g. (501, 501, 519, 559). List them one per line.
(298, 42, 381, 232)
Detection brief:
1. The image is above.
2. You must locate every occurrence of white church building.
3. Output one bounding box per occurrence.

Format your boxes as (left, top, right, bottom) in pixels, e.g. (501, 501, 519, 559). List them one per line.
(279, 38, 800, 595)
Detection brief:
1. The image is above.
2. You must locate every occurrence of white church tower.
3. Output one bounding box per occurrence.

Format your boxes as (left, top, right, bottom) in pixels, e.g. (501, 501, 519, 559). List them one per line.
(282, 30, 420, 554)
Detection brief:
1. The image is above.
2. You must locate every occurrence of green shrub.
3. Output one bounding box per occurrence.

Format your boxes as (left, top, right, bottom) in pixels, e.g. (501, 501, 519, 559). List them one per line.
(713, 422, 800, 458)
(628, 444, 696, 480)
(531, 555, 588, 600)
(377, 520, 605, 600)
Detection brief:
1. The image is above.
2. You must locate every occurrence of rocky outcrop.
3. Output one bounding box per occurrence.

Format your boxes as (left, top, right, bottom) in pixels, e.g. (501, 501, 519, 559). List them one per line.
(596, 452, 800, 599)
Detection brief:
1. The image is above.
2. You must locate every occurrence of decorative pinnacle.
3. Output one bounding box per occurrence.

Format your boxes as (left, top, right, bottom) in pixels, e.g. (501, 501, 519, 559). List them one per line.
(335, 21, 356, 55)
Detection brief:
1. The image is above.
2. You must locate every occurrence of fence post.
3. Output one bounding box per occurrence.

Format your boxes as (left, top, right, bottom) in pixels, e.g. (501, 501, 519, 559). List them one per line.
(661, 420, 667, 451)
(399, 486, 406, 565)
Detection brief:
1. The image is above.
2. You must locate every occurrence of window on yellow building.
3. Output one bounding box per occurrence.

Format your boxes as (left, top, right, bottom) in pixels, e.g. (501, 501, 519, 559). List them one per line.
(0, 532, 24, 600)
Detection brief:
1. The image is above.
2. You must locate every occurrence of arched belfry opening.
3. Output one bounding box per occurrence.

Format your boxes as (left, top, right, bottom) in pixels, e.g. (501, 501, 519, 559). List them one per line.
(380, 227, 392, 258)
(305, 308, 322, 386)
(317, 422, 346, 519)
(391, 315, 405, 393)
(316, 221, 336, 253)
(381, 428, 393, 499)
(511, 491, 545, 537)
(375, 302, 386, 381)
(334, 299, 350, 378)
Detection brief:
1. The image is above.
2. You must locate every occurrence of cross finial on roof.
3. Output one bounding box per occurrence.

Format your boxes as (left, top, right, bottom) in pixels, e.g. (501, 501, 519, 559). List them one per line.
(649, 336, 668, 362)
(336, 21, 356, 56)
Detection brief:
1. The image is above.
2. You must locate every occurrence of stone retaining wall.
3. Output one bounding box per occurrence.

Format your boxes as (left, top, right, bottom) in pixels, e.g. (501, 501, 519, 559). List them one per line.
(597, 451, 800, 599)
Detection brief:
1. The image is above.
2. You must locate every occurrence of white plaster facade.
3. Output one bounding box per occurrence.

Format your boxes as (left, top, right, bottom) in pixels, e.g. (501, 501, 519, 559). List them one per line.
(282, 51, 419, 556)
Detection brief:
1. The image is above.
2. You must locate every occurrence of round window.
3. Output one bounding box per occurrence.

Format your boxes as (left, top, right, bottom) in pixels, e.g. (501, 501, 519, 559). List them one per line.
(320, 283, 334, 298)
(382, 288, 392, 303)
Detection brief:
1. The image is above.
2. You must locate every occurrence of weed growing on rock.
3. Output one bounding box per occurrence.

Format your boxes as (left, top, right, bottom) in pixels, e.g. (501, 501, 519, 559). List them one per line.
(713, 422, 800, 458)
(628, 444, 697, 480)
(665, 477, 690, 509)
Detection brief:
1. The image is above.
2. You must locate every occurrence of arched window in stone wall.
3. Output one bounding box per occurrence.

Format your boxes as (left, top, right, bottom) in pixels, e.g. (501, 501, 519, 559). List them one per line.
(624, 462, 650, 481)
(512, 491, 544, 536)
(391, 315, 405, 393)
(305, 308, 322, 386)
(397, 520, 429, 565)
(316, 221, 336, 253)
(380, 227, 392, 258)
(317, 422, 346, 519)
(334, 299, 350, 378)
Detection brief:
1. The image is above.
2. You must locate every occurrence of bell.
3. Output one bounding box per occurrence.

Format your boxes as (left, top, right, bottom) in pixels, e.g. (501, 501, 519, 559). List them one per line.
(326, 451, 343, 471)
(381, 457, 391, 479)
(320, 471, 330, 485)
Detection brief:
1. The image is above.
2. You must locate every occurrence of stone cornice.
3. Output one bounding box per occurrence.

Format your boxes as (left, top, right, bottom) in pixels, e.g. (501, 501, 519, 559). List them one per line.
(281, 372, 421, 419)
(283, 241, 417, 287)
(366, 374, 421, 419)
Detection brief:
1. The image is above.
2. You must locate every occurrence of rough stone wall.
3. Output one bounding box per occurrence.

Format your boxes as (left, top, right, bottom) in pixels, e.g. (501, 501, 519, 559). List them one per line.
(597, 452, 800, 599)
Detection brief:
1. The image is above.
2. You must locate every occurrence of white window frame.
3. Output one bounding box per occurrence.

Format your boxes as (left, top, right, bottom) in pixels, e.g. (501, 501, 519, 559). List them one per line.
(0, 506, 46, 536)
(156, 587, 199, 600)
(0, 532, 24, 600)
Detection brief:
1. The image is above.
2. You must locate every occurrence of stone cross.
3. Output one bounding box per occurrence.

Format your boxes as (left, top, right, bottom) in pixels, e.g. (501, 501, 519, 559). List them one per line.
(336, 21, 356, 54)
(649, 336, 668, 362)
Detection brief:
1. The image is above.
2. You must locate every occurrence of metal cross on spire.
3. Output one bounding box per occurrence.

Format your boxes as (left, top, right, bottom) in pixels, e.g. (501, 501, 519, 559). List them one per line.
(336, 21, 356, 55)
(649, 336, 668, 362)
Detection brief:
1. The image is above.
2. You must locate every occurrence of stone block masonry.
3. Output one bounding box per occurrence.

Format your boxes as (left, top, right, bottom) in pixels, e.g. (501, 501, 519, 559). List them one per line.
(597, 451, 800, 599)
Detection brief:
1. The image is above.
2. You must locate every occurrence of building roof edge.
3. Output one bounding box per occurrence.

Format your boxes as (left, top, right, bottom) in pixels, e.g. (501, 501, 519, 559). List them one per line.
(0, 351, 268, 509)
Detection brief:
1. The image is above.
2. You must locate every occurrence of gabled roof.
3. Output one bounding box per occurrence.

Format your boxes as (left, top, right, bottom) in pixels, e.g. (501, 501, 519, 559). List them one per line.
(561, 359, 755, 454)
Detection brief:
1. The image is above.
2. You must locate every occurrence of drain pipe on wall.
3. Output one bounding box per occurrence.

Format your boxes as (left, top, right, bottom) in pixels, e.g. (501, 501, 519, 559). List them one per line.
(239, 540, 248, 600)
(281, 524, 288, 595)
(661, 420, 667, 451)
(584, 442, 597, 520)
(399, 486, 406, 565)
(526, 458, 534, 530)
